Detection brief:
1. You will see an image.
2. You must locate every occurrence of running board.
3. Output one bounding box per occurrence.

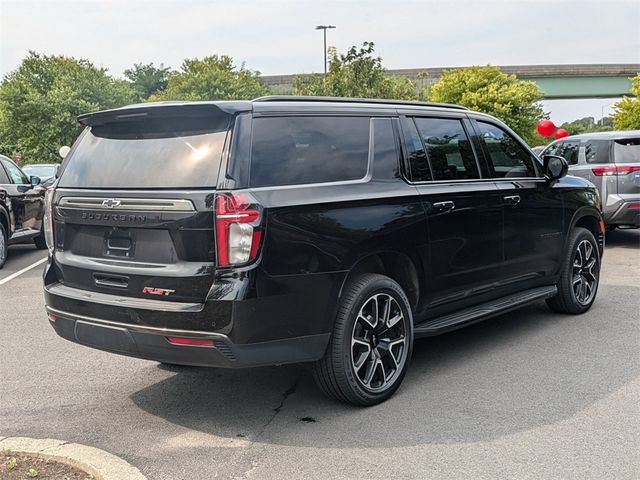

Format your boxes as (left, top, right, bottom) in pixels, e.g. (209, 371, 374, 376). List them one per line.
(414, 285, 557, 337)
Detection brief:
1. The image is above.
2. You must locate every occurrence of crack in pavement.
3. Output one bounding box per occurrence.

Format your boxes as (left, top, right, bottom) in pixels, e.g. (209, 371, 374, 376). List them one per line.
(256, 373, 301, 440)
(233, 373, 302, 479)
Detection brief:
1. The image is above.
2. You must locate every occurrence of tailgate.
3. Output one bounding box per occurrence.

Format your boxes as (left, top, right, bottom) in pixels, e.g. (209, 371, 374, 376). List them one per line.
(49, 104, 233, 304)
(614, 138, 640, 195)
(51, 191, 216, 303)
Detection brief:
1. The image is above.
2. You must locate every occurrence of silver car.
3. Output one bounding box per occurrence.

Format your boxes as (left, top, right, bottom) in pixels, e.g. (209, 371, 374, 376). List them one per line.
(542, 131, 640, 229)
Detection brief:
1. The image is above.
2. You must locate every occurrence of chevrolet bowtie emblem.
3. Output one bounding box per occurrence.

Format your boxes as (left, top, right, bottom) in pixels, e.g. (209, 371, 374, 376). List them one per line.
(102, 199, 121, 208)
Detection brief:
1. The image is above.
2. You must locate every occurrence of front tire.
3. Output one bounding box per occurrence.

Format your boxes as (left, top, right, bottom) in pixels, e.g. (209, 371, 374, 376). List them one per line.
(547, 227, 601, 314)
(313, 274, 413, 406)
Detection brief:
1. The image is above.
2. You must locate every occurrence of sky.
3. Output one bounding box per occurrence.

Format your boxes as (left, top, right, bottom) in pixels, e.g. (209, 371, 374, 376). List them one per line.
(1, 0, 638, 123)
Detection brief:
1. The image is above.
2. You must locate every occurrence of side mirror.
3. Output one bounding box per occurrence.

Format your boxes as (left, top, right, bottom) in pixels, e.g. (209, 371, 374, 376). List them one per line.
(59, 146, 71, 159)
(30, 175, 41, 187)
(54, 164, 61, 178)
(543, 155, 568, 181)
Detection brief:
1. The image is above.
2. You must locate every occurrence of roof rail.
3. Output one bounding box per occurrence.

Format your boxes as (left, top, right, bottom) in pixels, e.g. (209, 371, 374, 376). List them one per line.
(252, 95, 469, 111)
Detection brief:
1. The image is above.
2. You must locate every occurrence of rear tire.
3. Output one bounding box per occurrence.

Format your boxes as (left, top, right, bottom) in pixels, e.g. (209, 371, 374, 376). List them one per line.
(313, 273, 413, 406)
(0, 222, 7, 269)
(546, 227, 600, 314)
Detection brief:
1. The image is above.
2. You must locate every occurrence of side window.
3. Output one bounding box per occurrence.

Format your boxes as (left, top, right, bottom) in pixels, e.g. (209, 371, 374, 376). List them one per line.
(476, 121, 538, 178)
(585, 140, 612, 164)
(547, 141, 579, 165)
(401, 117, 431, 182)
(249, 116, 370, 187)
(0, 162, 10, 184)
(557, 142, 580, 165)
(1, 159, 28, 184)
(413, 117, 479, 180)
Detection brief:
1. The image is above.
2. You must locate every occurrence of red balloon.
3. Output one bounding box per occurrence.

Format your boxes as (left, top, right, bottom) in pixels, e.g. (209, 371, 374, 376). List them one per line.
(537, 119, 556, 137)
(554, 128, 569, 139)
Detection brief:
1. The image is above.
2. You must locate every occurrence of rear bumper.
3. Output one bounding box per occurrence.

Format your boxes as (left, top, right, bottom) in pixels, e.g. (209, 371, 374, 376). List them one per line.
(606, 199, 640, 227)
(46, 305, 330, 368)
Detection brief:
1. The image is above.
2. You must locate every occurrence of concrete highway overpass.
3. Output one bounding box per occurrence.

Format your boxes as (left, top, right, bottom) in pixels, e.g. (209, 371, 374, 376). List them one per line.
(261, 64, 639, 99)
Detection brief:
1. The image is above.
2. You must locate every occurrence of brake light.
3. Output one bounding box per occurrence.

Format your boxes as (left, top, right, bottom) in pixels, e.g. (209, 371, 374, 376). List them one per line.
(166, 337, 214, 347)
(43, 188, 55, 253)
(592, 166, 640, 176)
(628, 203, 640, 210)
(215, 192, 263, 266)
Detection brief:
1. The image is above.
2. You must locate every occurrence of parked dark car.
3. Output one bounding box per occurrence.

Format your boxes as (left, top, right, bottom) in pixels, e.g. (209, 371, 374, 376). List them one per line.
(542, 131, 640, 229)
(43, 97, 605, 405)
(0, 155, 47, 268)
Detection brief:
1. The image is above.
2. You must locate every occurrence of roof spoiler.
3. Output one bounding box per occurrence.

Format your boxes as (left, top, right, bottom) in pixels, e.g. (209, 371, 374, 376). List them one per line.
(78, 101, 251, 127)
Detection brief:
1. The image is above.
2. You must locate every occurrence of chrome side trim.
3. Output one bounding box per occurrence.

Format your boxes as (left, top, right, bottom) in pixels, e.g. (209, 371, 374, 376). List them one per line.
(45, 283, 204, 312)
(46, 306, 228, 339)
(57, 197, 195, 212)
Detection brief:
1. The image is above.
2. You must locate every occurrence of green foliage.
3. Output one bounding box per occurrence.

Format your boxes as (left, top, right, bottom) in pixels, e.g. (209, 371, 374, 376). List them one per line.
(559, 116, 613, 135)
(429, 66, 544, 144)
(27, 467, 39, 477)
(293, 42, 419, 100)
(612, 73, 640, 130)
(6, 456, 16, 471)
(151, 55, 267, 102)
(124, 62, 173, 100)
(0, 52, 135, 163)
(1, 448, 11, 456)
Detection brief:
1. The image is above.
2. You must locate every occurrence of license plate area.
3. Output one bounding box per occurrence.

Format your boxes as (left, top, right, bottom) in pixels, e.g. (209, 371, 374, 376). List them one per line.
(103, 228, 136, 258)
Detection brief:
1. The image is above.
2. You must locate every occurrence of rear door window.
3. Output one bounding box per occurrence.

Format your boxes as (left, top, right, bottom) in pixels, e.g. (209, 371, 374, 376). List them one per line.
(58, 115, 230, 188)
(413, 117, 479, 181)
(476, 121, 539, 178)
(249, 116, 370, 187)
(585, 139, 612, 164)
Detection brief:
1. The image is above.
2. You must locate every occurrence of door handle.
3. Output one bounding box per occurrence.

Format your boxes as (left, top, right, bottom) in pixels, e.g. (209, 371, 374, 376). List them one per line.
(503, 195, 521, 206)
(432, 201, 455, 213)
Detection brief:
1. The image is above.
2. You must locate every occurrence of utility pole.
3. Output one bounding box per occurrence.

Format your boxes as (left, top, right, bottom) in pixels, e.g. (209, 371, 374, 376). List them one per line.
(315, 25, 336, 74)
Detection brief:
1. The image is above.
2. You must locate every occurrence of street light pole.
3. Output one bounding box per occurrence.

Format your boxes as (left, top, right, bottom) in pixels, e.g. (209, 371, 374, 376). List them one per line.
(315, 25, 336, 74)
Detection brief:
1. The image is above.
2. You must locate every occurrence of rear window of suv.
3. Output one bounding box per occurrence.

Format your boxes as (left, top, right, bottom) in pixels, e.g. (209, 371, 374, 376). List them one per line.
(249, 116, 370, 187)
(58, 115, 230, 188)
(614, 138, 640, 163)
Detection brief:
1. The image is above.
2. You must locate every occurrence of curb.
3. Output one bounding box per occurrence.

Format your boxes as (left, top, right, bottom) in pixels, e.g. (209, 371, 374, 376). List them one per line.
(0, 436, 146, 480)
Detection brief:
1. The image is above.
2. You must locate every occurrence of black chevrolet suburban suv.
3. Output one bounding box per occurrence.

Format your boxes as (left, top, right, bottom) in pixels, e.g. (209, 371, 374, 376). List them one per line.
(44, 97, 604, 405)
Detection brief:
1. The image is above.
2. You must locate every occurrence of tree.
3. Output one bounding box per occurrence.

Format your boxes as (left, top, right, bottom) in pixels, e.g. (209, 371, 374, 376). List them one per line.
(293, 42, 420, 100)
(429, 66, 544, 144)
(124, 62, 172, 100)
(150, 55, 267, 101)
(0, 52, 135, 162)
(612, 73, 640, 130)
(558, 116, 613, 136)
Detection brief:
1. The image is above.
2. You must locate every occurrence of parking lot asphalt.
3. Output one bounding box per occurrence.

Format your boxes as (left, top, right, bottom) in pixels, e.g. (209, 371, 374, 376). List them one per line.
(1, 230, 639, 480)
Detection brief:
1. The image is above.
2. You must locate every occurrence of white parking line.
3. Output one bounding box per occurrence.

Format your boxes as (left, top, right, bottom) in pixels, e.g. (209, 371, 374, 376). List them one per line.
(0, 257, 47, 286)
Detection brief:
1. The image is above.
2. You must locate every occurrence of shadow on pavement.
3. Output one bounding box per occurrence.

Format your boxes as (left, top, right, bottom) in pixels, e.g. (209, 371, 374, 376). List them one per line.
(606, 228, 640, 249)
(130, 284, 639, 447)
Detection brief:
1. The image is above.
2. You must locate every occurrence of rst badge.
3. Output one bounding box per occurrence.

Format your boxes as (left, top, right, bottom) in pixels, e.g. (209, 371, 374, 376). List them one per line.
(142, 286, 175, 296)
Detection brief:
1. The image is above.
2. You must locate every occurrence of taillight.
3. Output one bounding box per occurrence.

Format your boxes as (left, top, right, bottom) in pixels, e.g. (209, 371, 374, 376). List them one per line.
(215, 192, 263, 266)
(592, 165, 640, 176)
(628, 203, 640, 210)
(43, 188, 55, 253)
